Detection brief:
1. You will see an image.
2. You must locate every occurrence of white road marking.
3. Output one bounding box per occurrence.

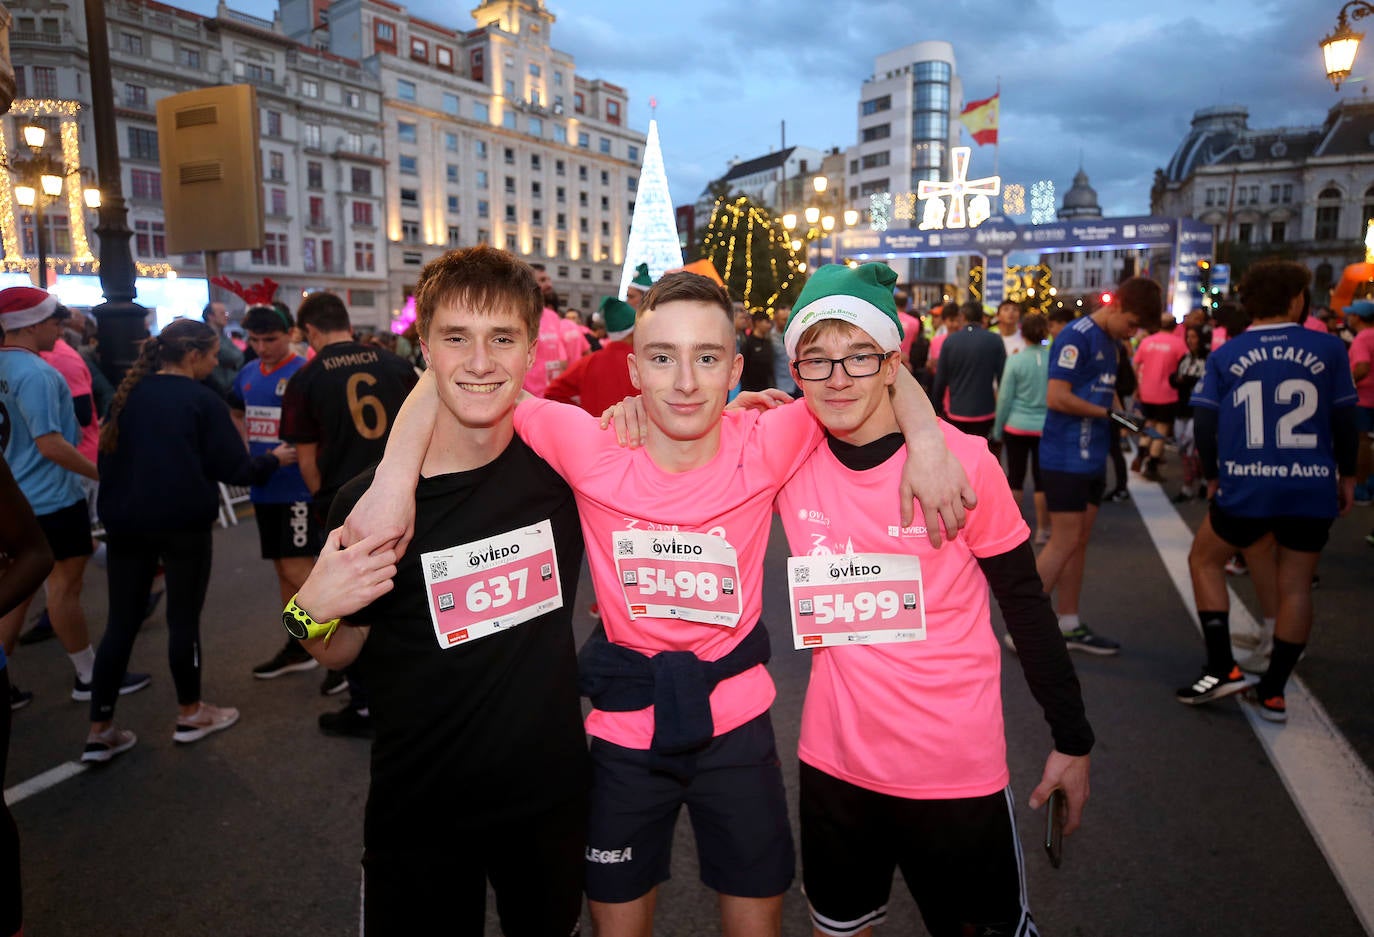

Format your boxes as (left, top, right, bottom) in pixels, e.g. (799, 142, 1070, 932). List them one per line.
(1129, 475, 1374, 936)
(4, 760, 87, 807)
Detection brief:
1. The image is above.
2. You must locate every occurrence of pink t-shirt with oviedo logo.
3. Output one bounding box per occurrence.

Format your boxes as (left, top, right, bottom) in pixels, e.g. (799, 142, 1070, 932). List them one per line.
(776, 422, 1028, 799)
(1350, 326, 1374, 407)
(1133, 330, 1188, 405)
(514, 396, 823, 749)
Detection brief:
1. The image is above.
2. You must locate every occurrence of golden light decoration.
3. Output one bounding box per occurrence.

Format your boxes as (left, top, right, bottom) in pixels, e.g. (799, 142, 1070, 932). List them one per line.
(698, 196, 806, 311)
(1003, 183, 1026, 216)
(1006, 263, 1056, 314)
(0, 99, 94, 271)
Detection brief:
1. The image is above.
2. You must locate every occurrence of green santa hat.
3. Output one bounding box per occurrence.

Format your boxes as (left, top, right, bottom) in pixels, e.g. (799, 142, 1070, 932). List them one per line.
(784, 262, 903, 360)
(628, 263, 654, 292)
(599, 295, 636, 340)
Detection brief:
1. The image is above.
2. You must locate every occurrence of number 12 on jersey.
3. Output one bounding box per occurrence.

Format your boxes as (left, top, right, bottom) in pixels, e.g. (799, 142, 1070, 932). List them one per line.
(788, 553, 926, 649)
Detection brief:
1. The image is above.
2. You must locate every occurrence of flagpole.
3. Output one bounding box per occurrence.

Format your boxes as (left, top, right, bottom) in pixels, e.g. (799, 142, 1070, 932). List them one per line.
(993, 76, 1001, 182)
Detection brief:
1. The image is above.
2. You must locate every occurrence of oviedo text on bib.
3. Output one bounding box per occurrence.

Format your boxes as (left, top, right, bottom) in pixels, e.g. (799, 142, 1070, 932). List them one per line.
(613, 529, 742, 627)
(421, 519, 563, 648)
(787, 553, 926, 649)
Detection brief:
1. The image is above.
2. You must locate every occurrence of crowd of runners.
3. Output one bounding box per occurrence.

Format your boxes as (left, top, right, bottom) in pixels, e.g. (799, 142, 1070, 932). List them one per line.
(0, 247, 1363, 936)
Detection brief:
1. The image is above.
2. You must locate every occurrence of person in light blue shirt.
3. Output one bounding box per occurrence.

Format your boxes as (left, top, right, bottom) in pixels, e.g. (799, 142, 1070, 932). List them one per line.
(992, 312, 1051, 543)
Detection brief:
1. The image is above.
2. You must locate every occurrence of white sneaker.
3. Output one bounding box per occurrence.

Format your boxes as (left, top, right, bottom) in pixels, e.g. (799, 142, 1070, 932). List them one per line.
(173, 703, 240, 744)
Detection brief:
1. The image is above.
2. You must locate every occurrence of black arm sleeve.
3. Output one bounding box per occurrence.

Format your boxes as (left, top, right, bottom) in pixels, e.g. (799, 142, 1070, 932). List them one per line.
(977, 541, 1095, 756)
(1195, 406, 1220, 480)
(1333, 404, 1359, 477)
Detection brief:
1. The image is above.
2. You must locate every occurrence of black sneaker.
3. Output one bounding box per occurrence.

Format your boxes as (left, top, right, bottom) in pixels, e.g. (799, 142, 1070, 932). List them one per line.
(1062, 624, 1121, 655)
(10, 685, 33, 711)
(252, 643, 319, 680)
(319, 669, 348, 696)
(72, 670, 152, 702)
(319, 705, 373, 739)
(1107, 488, 1131, 503)
(1176, 665, 1251, 705)
(1170, 490, 1195, 504)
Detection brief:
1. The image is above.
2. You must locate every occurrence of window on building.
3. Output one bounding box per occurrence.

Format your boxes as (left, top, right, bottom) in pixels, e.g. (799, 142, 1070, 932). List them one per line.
(859, 179, 888, 196)
(1204, 188, 1215, 207)
(269, 188, 287, 215)
(578, 132, 590, 149)
(251, 231, 288, 266)
(307, 161, 323, 189)
(599, 137, 611, 154)
(579, 218, 588, 233)
(581, 267, 591, 279)
(352, 201, 374, 226)
(352, 290, 377, 307)
(600, 170, 609, 186)
(861, 152, 891, 170)
(529, 118, 543, 137)
(505, 205, 517, 222)
(478, 200, 489, 218)
(436, 46, 453, 70)
(1270, 221, 1286, 243)
(448, 195, 460, 213)
(861, 94, 891, 115)
(448, 225, 462, 247)
(303, 124, 321, 149)
(862, 123, 891, 142)
(474, 102, 490, 122)
(303, 237, 317, 272)
(470, 48, 485, 82)
(475, 140, 488, 158)
(400, 188, 418, 207)
(503, 111, 517, 130)
(504, 79, 515, 97)
(178, 47, 201, 69)
(121, 32, 143, 55)
(556, 186, 566, 203)
(127, 127, 158, 161)
(346, 132, 363, 153)
(133, 220, 165, 258)
(397, 121, 417, 143)
(1281, 184, 1293, 203)
(574, 92, 585, 114)
(396, 79, 417, 103)
(505, 176, 516, 194)
(445, 132, 459, 152)
(554, 125, 567, 144)
(399, 155, 418, 175)
(322, 239, 334, 270)
(443, 92, 460, 115)
(268, 151, 285, 181)
(31, 66, 57, 98)
(506, 234, 518, 251)
(578, 165, 588, 182)
(476, 170, 488, 189)
(532, 236, 542, 253)
(1237, 222, 1252, 243)
(308, 195, 326, 227)
(1316, 189, 1342, 240)
(401, 220, 420, 243)
(579, 191, 588, 208)
(375, 20, 395, 41)
(1085, 268, 1102, 288)
(410, 37, 427, 62)
(532, 181, 543, 198)
(302, 79, 320, 99)
(447, 164, 459, 183)
(556, 213, 566, 230)
(532, 208, 543, 225)
(504, 147, 515, 164)
(355, 241, 375, 271)
(346, 90, 361, 109)
(606, 100, 621, 125)
(351, 168, 372, 194)
(130, 169, 161, 201)
(600, 195, 609, 210)
(124, 83, 147, 109)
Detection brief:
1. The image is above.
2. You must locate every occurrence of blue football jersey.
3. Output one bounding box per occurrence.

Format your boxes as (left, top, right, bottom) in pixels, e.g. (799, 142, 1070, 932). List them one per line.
(1191, 323, 1357, 518)
(229, 355, 312, 504)
(1040, 316, 1118, 474)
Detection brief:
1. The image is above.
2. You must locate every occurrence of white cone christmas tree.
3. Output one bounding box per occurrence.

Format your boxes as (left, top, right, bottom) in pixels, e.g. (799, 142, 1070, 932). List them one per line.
(619, 119, 683, 300)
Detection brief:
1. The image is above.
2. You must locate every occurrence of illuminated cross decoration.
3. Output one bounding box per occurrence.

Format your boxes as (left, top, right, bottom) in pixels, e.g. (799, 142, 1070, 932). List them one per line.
(916, 146, 1001, 229)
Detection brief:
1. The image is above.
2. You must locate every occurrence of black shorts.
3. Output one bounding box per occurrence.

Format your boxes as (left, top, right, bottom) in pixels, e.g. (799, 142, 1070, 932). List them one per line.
(253, 501, 322, 559)
(362, 794, 585, 937)
(948, 417, 995, 439)
(1041, 470, 1106, 513)
(1140, 401, 1177, 423)
(36, 499, 93, 561)
(800, 763, 1035, 937)
(1208, 503, 1333, 553)
(585, 711, 794, 903)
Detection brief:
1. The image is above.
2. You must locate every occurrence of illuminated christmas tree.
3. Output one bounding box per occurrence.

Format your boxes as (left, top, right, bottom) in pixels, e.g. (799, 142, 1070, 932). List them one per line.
(698, 195, 806, 312)
(619, 119, 683, 300)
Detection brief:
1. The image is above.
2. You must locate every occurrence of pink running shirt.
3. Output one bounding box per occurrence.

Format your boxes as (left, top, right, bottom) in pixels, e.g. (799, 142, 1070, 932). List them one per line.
(40, 338, 98, 462)
(1350, 327, 1374, 407)
(1132, 330, 1188, 405)
(515, 397, 823, 749)
(776, 422, 1028, 799)
(525, 307, 583, 397)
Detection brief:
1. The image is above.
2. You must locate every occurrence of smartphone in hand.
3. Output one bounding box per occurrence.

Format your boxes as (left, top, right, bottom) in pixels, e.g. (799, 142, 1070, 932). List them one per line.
(1044, 788, 1065, 868)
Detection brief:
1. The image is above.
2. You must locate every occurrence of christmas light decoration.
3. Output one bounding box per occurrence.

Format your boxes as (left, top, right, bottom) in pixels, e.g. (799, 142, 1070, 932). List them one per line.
(1002, 184, 1026, 216)
(968, 264, 984, 303)
(0, 99, 93, 272)
(698, 196, 805, 312)
(1030, 181, 1056, 225)
(869, 192, 892, 232)
(1006, 263, 1055, 314)
(916, 147, 1000, 230)
(618, 120, 683, 300)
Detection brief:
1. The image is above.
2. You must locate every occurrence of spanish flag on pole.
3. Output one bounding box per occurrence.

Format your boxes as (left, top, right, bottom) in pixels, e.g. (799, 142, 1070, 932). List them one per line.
(959, 93, 999, 146)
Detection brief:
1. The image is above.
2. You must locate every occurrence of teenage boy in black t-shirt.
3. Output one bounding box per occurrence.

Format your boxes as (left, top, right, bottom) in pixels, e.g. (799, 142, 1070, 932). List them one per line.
(289, 246, 589, 936)
(280, 292, 417, 730)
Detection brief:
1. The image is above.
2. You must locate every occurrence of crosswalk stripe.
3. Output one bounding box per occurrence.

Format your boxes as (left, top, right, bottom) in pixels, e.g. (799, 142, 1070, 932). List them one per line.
(4, 760, 88, 807)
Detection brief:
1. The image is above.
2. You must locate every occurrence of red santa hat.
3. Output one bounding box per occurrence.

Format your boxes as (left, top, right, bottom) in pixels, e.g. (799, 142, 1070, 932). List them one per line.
(0, 286, 60, 330)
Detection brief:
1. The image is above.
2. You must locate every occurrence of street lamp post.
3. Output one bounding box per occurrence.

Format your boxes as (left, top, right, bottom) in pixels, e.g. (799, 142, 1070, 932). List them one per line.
(1321, 1, 1374, 90)
(5, 124, 99, 288)
(781, 175, 861, 270)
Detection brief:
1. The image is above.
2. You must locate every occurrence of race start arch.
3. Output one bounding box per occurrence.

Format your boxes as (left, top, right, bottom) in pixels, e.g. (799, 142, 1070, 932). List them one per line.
(827, 215, 1213, 321)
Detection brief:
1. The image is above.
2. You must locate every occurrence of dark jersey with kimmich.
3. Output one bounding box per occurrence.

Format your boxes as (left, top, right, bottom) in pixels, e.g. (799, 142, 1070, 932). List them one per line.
(279, 341, 417, 507)
(1191, 322, 1357, 519)
(1040, 316, 1118, 474)
(327, 438, 588, 847)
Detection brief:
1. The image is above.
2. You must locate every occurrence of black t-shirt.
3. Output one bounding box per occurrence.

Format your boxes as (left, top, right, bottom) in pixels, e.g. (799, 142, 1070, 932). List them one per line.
(280, 341, 418, 508)
(740, 333, 775, 392)
(328, 437, 589, 845)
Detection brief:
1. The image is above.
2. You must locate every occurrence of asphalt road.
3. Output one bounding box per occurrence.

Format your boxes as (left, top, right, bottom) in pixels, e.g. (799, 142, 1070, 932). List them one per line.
(5, 469, 1372, 936)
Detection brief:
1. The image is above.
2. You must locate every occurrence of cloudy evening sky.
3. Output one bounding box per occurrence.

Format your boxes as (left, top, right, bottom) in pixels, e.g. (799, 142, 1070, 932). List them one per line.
(189, 0, 1352, 217)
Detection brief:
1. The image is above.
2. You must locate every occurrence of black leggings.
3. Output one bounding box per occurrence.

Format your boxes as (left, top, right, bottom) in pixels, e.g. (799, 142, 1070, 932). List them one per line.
(91, 529, 214, 722)
(1002, 433, 1042, 492)
(1, 667, 20, 937)
(1108, 427, 1128, 493)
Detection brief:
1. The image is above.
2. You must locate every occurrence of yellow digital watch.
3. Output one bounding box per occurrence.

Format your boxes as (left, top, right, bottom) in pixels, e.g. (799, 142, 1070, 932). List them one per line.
(282, 594, 341, 642)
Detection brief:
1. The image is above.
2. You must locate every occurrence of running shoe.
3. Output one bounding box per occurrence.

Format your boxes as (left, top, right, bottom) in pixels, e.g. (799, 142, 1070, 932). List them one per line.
(1224, 554, 1248, 576)
(72, 670, 152, 702)
(1353, 484, 1373, 507)
(318, 704, 373, 739)
(1175, 665, 1251, 705)
(319, 669, 348, 696)
(81, 727, 138, 764)
(1142, 459, 1162, 482)
(1170, 490, 1195, 504)
(173, 703, 240, 744)
(9, 685, 33, 711)
(1106, 488, 1131, 503)
(1062, 624, 1121, 655)
(1250, 691, 1287, 723)
(252, 642, 319, 679)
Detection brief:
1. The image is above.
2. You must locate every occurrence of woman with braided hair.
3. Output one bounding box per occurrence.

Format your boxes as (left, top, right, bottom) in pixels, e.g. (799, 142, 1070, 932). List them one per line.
(82, 319, 295, 763)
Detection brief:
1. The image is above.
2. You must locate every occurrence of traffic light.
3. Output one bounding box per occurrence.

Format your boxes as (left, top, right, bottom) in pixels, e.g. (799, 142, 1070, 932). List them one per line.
(1099, 291, 1113, 306)
(1197, 260, 1214, 308)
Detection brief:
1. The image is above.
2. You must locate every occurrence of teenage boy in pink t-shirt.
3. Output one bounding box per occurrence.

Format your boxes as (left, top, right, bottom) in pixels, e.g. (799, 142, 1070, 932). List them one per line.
(347, 269, 974, 937)
(772, 264, 1093, 937)
(1131, 317, 1187, 479)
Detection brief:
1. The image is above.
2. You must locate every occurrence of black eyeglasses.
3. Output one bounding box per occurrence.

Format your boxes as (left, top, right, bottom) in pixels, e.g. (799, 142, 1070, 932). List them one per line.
(792, 351, 895, 382)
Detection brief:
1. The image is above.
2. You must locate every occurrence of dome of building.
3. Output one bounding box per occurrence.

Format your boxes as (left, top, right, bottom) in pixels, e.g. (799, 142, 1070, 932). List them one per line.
(1162, 105, 1249, 183)
(1058, 168, 1102, 219)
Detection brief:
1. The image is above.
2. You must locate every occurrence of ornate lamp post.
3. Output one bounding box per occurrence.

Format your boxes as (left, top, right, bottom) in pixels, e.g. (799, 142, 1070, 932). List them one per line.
(5, 123, 100, 287)
(1321, 1, 1374, 90)
(782, 175, 860, 270)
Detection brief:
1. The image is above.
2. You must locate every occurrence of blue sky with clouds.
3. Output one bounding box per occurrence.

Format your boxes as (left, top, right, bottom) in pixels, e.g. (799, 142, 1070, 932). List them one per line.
(190, 0, 1352, 216)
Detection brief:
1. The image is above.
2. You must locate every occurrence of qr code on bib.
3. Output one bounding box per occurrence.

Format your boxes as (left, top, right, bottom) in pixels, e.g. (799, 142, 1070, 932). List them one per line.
(617, 540, 634, 556)
(428, 560, 448, 579)
(793, 567, 810, 584)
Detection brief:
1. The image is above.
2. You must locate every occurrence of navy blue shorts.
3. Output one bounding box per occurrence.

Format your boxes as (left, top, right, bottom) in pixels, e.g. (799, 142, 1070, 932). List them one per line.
(1208, 502, 1332, 554)
(1042, 470, 1106, 513)
(585, 711, 794, 903)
